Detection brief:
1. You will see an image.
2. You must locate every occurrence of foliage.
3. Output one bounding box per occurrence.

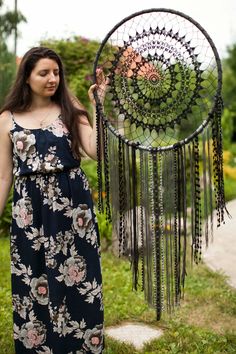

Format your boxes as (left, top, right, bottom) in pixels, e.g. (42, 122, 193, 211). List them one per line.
(0, 0, 26, 106)
(222, 145, 236, 201)
(96, 211, 112, 251)
(80, 158, 98, 193)
(0, 43, 16, 106)
(1, 237, 236, 353)
(222, 107, 234, 149)
(0, 0, 26, 41)
(222, 44, 236, 142)
(223, 44, 236, 106)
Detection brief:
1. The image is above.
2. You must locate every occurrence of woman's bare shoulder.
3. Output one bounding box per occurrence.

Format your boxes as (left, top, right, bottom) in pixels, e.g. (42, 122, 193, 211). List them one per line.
(0, 111, 13, 131)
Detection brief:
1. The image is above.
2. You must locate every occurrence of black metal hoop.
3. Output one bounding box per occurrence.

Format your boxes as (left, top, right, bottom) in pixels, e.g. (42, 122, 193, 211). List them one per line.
(93, 8, 222, 152)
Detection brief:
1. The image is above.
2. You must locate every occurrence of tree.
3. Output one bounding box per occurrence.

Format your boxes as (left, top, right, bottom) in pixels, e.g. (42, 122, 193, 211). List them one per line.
(0, 0, 26, 107)
(222, 44, 236, 142)
(0, 0, 26, 42)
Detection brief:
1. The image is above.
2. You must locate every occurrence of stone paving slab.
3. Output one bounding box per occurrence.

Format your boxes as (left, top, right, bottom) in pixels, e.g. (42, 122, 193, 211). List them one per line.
(106, 322, 163, 349)
(203, 199, 236, 288)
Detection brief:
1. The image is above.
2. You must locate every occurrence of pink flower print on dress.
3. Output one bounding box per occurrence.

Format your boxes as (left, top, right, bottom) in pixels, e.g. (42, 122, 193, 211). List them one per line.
(45, 154, 55, 162)
(56, 255, 87, 286)
(19, 208, 31, 226)
(18, 320, 46, 349)
(63, 256, 87, 286)
(49, 118, 69, 137)
(12, 197, 33, 228)
(77, 217, 84, 227)
(83, 324, 104, 354)
(30, 275, 49, 305)
(27, 329, 42, 347)
(12, 130, 36, 161)
(72, 204, 93, 237)
(68, 265, 85, 283)
(91, 336, 100, 345)
(16, 140, 24, 150)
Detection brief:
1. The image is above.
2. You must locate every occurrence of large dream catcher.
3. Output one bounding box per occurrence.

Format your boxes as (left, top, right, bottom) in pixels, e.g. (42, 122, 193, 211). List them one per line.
(93, 8, 228, 319)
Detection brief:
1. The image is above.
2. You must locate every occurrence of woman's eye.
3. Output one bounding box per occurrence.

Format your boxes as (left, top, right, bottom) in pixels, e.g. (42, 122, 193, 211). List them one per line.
(38, 70, 59, 77)
(39, 71, 47, 77)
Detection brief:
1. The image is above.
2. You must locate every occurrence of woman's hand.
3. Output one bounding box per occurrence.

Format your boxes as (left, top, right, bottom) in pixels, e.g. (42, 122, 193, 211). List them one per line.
(88, 68, 108, 106)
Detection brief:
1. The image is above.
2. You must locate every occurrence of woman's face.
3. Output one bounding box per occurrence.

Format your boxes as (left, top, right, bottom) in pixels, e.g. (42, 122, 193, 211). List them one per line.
(27, 58, 60, 98)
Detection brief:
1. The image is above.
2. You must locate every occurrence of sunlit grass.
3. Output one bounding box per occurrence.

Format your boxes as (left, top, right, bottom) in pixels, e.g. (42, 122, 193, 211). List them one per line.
(0, 236, 14, 354)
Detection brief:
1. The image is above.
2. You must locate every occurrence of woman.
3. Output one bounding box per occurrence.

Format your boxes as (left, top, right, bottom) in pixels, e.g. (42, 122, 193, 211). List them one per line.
(0, 46, 105, 354)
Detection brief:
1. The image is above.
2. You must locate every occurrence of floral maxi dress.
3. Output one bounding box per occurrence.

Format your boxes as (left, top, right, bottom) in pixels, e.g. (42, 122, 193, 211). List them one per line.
(9, 114, 104, 354)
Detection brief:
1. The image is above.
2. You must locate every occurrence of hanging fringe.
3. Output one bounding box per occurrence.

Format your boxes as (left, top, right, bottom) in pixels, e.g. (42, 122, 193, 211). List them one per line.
(212, 96, 229, 225)
(131, 145, 139, 290)
(103, 121, 111, 221)
(96, 103, 104, 214)
(118, 136, 126, 255)
(96, 100, 228, 319)
(202, 130, 209, 247)
(152, 151, 161, 319)
(181, 145, 188, 291)
(193, 136, 202, 264)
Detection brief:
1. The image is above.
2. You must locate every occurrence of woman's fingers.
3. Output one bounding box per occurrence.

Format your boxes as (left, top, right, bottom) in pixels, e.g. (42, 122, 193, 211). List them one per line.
(88, 68, 109, 105)
(88, 84, 97, 104)
(96, 68, 105, 86)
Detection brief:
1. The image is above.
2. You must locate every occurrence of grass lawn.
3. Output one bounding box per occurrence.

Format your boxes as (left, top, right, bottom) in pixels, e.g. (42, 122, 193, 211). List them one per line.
(0, 236, 236, 353)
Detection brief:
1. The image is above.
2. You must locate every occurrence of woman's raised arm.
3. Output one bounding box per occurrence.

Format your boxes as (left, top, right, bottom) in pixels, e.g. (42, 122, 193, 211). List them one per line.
(77, 68, 108, 160)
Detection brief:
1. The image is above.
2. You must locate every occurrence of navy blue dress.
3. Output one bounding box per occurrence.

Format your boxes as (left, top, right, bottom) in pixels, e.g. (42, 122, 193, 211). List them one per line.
(9, 114, 104, 354)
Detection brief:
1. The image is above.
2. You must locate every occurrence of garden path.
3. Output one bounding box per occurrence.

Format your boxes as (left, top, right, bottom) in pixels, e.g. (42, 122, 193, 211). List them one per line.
(203, 198, 236, 288)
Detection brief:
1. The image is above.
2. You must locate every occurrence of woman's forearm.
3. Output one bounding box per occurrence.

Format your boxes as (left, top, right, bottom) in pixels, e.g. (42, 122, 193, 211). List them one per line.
(87, 68, 107, 160)
(0, 177, 13, 217)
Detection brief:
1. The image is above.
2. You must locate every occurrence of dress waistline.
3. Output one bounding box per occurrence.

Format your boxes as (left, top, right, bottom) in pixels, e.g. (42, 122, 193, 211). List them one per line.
(14, 166, 81, 179)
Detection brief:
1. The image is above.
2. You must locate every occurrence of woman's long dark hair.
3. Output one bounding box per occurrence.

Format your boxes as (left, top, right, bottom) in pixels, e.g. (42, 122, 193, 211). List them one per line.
(0, 46, 89, 159)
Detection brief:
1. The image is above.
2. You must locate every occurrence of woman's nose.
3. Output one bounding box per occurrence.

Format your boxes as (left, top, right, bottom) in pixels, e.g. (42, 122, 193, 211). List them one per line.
(48, 73, 56, 82)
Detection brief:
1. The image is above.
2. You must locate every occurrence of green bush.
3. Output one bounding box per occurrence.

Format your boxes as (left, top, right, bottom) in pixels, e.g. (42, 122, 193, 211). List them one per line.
(0, 43, 16, 107)
(222, 108, 234, 149)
